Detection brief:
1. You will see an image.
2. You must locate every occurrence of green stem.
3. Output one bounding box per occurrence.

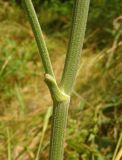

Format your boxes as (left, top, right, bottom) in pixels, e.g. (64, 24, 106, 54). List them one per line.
(23, 0, 90, 160)
(112, 132, 122, 160)
(61, 0, 90, 94)
(7, 128, 11, 160)
(49, 1, 90, 159)
(49, 99, 70, 160)
(23, 0, 54, 77)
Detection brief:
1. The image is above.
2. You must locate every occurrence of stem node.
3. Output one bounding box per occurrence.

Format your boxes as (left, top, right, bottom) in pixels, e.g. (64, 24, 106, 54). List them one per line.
(45, 74, 70, 102)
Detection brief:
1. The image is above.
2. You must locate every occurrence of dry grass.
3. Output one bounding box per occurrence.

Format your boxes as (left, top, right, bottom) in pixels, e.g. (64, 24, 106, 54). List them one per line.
(0, 2, 122, 160)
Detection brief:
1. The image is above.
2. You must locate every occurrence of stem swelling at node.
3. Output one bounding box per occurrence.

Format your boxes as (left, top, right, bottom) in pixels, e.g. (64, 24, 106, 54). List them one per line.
(23, 0, 90, 159)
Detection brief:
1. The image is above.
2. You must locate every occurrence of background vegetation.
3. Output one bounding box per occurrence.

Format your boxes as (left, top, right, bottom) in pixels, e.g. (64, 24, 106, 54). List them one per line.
(0, 0, 122, 159)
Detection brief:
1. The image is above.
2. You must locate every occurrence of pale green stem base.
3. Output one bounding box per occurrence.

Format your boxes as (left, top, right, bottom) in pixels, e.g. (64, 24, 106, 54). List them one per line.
(49, 99, 70, 160)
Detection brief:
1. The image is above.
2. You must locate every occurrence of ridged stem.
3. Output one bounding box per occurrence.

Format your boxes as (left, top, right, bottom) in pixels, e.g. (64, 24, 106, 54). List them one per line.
(49, 1, 90, 158)
(23, 0, 90, 160)
(60, 0, 90, 95)
(49, 99, 70, 160)
(23, 0, 55, 77)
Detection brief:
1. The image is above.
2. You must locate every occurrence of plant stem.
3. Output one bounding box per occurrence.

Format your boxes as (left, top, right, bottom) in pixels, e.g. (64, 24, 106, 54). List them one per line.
(23, 0, 90, 160)
(115, 148, 122, 160)
(112, 133, 122, 160)
(23, 0, 54, 77)
(49, 1, 90, 159)
(61, 0, 90, 95)
(7, 127, 12, 160)
(49, 99, 70, 160)
(35, 107, 52, 160)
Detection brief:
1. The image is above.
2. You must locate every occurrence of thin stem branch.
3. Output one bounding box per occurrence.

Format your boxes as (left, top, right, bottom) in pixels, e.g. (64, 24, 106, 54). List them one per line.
(23, 0, 55, 77)
(60, 0, 90, 95)
(112, 133, 122, 160)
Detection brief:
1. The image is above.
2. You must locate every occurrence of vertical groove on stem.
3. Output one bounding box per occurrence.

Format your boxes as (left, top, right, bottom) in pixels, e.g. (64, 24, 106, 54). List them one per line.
(49, 99, 70, 160)
(60, 0, 90, 94)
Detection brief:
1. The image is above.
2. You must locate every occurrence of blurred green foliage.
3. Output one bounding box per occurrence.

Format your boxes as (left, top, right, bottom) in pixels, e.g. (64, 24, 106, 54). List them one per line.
(0, 0, 122, 159)
(10, 0, 122, 46)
